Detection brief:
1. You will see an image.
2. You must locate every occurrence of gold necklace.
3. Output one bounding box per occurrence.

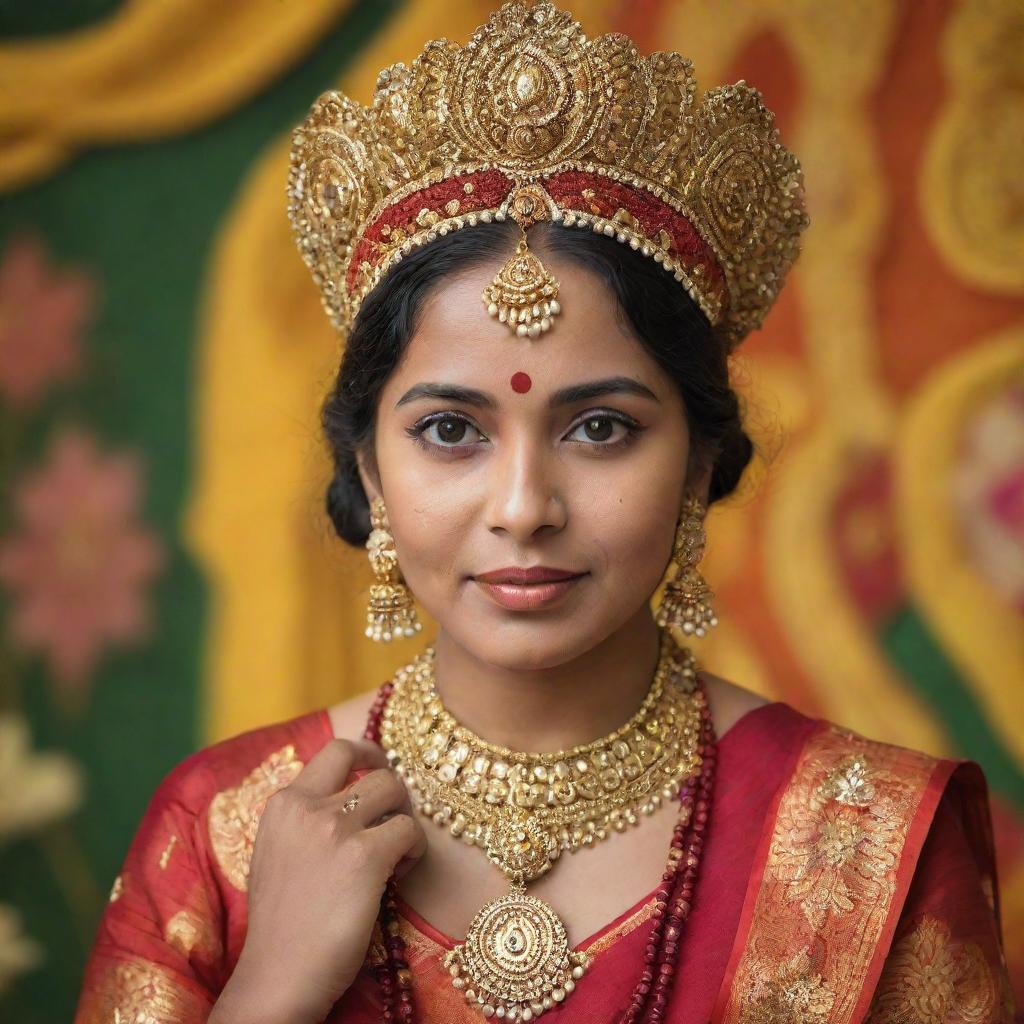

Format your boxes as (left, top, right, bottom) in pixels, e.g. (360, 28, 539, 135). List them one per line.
(379, 627, 706, 1021)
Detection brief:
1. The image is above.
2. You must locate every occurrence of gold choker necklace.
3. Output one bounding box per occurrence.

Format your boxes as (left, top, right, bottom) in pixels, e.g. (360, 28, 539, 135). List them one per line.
(379, 628, 706, 1021)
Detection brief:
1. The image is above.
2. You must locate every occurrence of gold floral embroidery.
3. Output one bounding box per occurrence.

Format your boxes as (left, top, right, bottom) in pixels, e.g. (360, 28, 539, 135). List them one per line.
(165, 908, 222, 962)
(207, 744, 303, 891)
(820, 756, 877, 807)
(108, 874, 124, 902)
(719, 724, 941, 1024)
(770, 747, 919, 932)
(158, 834, 178, 870)
(741, 951, 836, 1024)
(865, 916, 999, 1023)
(77, 954, 210, 1022)
(771, 752, 909, 929)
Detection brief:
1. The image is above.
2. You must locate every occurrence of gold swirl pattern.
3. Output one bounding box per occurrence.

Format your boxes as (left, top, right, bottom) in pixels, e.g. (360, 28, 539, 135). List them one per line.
(922, 0, 1024, 293)
(287, 1, 808, 349)
(76, 955, 211, 1023)
(865, 916, 1000, 1023)
(207, 744, 303, 892)
(739, 950, 836, 1024)
(0, 0, 356, 192)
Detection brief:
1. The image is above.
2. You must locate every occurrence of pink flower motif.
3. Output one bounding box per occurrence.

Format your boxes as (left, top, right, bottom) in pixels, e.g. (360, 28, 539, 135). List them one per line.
(0, 231, 95, 410)
(0, 429, 165, 690)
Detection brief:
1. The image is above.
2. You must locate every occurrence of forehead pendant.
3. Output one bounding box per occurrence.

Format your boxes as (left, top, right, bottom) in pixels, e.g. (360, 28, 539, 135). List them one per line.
(482, 185, 562, 339)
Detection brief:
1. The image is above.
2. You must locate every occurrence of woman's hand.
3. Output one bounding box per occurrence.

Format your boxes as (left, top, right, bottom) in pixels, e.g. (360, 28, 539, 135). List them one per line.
(209, 738, 427, 1024)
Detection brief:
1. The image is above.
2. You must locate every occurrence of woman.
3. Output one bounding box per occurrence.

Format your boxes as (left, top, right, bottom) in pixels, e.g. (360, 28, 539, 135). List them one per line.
(74, 3, 1016, 1022)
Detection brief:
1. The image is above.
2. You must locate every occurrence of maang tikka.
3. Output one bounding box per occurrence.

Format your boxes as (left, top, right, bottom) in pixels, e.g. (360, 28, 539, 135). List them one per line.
(655, 494, 719, 637)
(365, 497, 423, 643)
(482, 185, 563, 339)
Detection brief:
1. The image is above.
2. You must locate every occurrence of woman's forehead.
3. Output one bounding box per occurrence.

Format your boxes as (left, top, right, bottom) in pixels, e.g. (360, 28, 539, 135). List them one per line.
(387, 259, 658, 397)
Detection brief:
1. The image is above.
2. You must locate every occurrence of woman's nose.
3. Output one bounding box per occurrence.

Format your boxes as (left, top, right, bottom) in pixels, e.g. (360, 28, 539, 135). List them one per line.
(483, 434, 567, 542)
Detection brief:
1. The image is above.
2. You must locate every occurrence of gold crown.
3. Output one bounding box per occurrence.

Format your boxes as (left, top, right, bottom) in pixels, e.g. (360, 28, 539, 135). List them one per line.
(287, 1, 809, 350)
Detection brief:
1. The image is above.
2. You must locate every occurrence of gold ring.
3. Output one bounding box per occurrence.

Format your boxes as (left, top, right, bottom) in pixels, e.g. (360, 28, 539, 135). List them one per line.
(341, 793, 360, 814)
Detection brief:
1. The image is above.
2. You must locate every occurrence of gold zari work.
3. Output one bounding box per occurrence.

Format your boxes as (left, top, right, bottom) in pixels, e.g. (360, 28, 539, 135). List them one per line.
(207, 743, 304, 891)
(158, 834, 178, 870)
(165, 907, 223, 962)
(740, 950, 836, 1024)
(379, 627, 705, 1019)
(718, 725, 942, 1024)
(76, 955, 210, 1023)
(865, 916, 1000, 1024)
(287, 1, 808, 350)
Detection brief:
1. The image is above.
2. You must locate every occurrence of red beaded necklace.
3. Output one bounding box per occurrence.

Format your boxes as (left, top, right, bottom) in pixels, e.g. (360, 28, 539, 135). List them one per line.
(362, 673, 717, 1024)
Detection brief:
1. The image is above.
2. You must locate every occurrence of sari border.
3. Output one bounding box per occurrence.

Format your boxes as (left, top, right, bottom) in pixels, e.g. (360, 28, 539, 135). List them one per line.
(710, 720, 827, 1021)
(710, 719, 959, 1024)
(848, 754, 957, 1022)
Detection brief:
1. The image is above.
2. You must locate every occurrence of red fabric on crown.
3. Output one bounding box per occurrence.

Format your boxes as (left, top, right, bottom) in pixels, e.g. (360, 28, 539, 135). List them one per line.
(345, 167, 727, 315)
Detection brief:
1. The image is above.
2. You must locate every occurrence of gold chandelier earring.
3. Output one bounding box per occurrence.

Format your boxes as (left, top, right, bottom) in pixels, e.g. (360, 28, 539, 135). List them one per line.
(655, 494, 719, 638)
(365, 497, 422, 643)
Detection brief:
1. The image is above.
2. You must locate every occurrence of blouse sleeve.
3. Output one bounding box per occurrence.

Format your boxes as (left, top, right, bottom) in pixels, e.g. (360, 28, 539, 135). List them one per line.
(866, 763, 1020, 1023)
(74, 754, 224, 1023)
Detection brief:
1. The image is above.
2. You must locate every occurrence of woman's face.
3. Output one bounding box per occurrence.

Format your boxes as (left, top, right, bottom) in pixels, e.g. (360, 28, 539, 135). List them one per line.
(358, 252, 705, 671)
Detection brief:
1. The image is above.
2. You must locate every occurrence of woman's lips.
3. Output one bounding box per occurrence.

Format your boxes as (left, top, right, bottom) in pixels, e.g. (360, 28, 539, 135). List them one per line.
(473, 574, 586, 610)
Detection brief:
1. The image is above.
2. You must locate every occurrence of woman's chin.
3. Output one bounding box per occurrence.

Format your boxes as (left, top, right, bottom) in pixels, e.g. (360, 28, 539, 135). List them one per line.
(441, 585, 615, 670)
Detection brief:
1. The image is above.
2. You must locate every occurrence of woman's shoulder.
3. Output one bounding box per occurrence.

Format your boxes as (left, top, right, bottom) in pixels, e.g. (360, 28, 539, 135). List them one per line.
(326, 687, 379, 741)
(703, 668, 957, 775)
(703, 671, 972, 817)
(150, 705, 336, 823)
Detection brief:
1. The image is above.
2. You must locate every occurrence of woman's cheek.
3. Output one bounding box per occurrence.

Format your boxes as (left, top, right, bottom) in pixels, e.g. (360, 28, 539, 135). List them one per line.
(604, 497, 678, 592)
(392, 508, 469, 600)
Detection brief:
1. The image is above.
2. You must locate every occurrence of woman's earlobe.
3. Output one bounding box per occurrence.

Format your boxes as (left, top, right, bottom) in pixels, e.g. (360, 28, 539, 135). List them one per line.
(686, 460, 713, 508)
(355, 450, 382, 505)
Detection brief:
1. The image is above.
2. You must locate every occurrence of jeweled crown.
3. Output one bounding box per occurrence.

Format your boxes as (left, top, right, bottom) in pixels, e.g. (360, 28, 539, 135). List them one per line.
(287, 1, 809, 350)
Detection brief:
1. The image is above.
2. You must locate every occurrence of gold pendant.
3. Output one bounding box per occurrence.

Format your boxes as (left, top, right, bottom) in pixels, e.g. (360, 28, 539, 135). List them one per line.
(482, 237, 562, 339)
(444, 883, 589, 1021)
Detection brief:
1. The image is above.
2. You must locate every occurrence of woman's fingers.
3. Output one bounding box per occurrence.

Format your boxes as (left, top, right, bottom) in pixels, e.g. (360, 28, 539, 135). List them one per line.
(367, 812, 428, 868)
(289, 738, 389, 798)
(330, 768, 409, 827)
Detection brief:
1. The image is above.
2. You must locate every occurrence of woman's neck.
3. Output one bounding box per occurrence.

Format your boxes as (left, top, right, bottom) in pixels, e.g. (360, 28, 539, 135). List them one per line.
(432, 608, 663, 753)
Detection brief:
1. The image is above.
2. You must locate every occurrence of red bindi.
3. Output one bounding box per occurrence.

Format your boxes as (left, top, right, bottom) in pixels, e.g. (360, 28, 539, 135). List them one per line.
(510, 371, 532, 394)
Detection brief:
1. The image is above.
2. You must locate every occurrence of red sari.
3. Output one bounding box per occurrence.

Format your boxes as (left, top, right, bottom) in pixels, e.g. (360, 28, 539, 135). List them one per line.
(74, 700, 1018, 1022)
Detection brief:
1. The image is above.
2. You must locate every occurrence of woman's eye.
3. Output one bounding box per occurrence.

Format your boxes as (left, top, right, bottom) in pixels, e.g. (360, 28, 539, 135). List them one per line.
(417, 414, 484, 447)
(567, 414, 634, 445)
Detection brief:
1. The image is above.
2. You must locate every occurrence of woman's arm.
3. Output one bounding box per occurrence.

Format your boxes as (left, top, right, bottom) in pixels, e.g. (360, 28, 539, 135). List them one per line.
(73, 751, 320, 1024)
(74, 755, 222, 1022)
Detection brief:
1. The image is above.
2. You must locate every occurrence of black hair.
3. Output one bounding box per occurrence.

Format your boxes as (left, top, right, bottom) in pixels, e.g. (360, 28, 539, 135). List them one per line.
(321, 220, 754, 547)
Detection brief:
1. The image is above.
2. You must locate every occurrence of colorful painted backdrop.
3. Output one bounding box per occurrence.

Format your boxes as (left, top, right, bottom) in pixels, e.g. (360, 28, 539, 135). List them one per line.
(1, 1, 1021, 1020)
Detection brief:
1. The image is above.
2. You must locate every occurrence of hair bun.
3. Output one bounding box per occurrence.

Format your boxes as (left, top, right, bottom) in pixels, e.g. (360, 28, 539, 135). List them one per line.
(325, 459, 371, 547)
(709, 417, 754, 505)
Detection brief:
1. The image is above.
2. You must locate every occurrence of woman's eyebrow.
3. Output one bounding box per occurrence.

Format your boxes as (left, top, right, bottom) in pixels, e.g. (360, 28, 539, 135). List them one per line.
(552, 376, 659, 406)
(394, 376, 659, 410)
(395, 383, 495, 410)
